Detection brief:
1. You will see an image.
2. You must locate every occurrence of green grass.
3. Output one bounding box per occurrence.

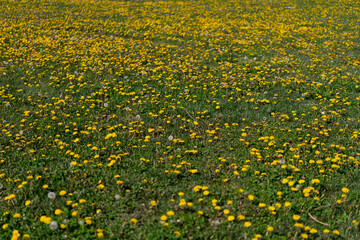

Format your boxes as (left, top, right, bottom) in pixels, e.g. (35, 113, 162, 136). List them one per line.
(1, 0, 360, 239)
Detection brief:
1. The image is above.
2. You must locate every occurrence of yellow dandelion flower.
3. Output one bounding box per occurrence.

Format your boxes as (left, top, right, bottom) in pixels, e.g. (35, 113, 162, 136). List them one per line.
(244, 221, 252, 228)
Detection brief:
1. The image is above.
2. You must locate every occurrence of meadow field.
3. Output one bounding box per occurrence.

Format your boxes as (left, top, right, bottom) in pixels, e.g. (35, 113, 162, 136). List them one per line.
(1, 0, 360, 239)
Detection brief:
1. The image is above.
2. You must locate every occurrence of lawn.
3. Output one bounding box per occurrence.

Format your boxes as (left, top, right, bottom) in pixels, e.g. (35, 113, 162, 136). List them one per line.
(0, 0, 360, 239)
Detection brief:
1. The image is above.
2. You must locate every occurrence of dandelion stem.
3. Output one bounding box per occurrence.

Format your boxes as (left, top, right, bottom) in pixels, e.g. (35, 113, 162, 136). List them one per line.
(308, 213, 329, 226)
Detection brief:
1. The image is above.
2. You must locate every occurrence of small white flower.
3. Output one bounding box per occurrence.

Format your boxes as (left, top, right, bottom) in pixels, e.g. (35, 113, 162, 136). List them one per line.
(168, 135, 174, 141)
(47, 192, 56, 200)
(115, 194, 120, 200)
(49, 221, 58, 230)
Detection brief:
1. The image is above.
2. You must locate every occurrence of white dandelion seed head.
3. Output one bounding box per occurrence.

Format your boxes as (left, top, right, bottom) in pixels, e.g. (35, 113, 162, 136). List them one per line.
(5, 103, 10, 107)
(279, 159, 286, 164)
(0, 183, 3, 189)
(211, 220, 221, 226)
(115, 194, 120, 200)
(78, 220, 84, 225)
(301, 93, 306, 97)
(125, 107, 130, 111)
(47, 192, 56, 200)
(135, 115, 141, 120)
(103, 103, 109, 108)
(49, 221, 58, 230)
(263, 91, 268, 95)
(168, 135, 174, 141)
(19, 130, 23, 136)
